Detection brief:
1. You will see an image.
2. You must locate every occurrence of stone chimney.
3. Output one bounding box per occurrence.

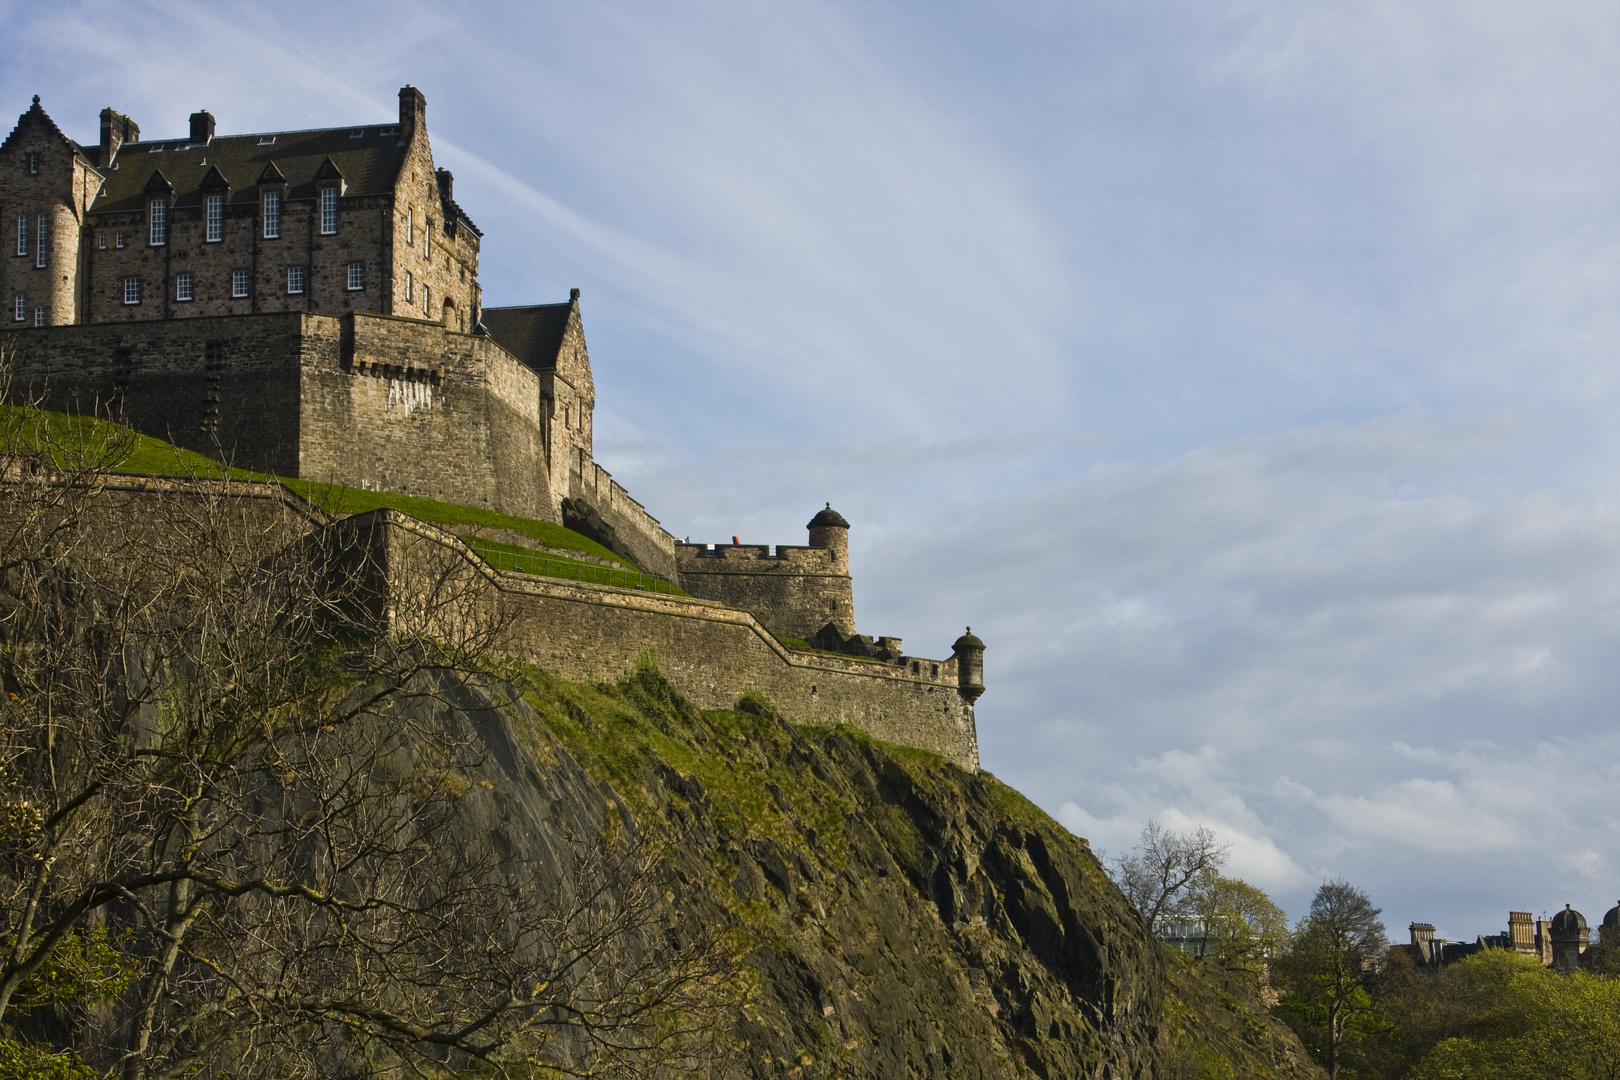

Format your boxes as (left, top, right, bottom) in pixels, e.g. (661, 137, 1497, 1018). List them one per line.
(189, 110, 215, 145)
(398, 85, 427, 143)
(99, 107, 139, 166)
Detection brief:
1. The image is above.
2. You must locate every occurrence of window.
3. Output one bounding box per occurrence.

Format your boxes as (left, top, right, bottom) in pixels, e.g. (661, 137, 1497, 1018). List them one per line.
(286, 265, 304, 294)
(346, 262, 364, 290)
(320, 187, 337, 234)
(13, 296, 23, 321)
(404, 271, 413, 302)
(97, 232, 106, 250)
(15, 214, 25, 256)
(424, 219, 431, 259)
(262, 191, 280, 238)
(406, 207, 413, 246)
(232, 269, 249, 298)
(176, 272, 194, 302)
(149, 200, 166, 246)
(33, 307, 44, 327)
(423, 284, 429, 316)
(123, 277, 141, 305)
(35, 215, 46, 267)
(27, 152, 39, 175)
(115, 232, 125, 249)
(205, 195, 223, 242)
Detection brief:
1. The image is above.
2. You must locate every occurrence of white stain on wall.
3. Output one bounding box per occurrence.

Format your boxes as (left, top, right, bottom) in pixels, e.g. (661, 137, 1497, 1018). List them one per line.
(386, 378, 432, 416)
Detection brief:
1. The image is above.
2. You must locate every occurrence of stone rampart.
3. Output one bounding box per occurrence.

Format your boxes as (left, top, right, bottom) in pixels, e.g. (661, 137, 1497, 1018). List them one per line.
(675, 541, 856, 641)
(3, 314, 678, 577)
(339, 509, 980, 770)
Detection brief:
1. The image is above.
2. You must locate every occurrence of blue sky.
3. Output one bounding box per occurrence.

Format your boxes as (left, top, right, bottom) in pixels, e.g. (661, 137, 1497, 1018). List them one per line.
(7, 0, 1619, 936)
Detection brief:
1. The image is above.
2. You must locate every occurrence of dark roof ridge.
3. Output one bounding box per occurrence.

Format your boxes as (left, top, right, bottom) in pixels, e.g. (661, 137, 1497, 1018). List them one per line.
(140, 122, 402, 145)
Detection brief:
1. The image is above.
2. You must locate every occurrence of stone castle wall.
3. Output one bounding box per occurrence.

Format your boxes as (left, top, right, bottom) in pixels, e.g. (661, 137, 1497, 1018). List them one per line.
(2, 313, 678, 575)
(675, 542, 856, 640)
(347, 509, 980, 770)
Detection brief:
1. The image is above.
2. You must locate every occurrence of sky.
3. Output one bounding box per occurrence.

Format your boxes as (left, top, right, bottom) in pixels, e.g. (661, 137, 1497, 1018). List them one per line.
(4, 0, 1619, 937)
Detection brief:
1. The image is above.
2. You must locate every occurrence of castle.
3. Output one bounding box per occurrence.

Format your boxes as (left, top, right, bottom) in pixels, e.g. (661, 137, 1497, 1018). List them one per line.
(0, 89, 985, 769)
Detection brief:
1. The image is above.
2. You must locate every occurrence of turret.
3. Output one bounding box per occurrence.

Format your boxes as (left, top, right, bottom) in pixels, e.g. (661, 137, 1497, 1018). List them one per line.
(1602, 902, 1620, 948)
(1548, 904, 1588, 972)
(953, 627, 985, 703)
(806, 503, 849, 574)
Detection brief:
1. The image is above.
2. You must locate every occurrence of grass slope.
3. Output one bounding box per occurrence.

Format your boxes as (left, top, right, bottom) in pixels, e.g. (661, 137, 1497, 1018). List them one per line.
(1, 405, 640, 573)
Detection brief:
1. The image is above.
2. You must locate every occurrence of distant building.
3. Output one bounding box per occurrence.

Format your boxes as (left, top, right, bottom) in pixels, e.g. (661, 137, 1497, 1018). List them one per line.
(1406, 901, 1618, 972)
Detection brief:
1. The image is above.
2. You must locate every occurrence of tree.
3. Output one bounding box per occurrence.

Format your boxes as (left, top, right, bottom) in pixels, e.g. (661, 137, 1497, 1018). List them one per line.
(1109, 819, 1231, 925)
(1274, 879, 1388, 1080)
(0, 374, 734, 1077)
(1187, 874, 1288, 995)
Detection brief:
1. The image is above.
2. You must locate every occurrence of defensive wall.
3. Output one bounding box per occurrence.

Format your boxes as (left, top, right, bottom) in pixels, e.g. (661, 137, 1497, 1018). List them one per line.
(330, 508, 983, 771)
(2, 313, 680, 580)
(676, 542, 855, 641)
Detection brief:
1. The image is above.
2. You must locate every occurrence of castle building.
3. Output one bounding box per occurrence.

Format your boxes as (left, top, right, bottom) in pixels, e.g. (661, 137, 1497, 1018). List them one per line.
(1, 89, 478, 330)
(0, 88, 988, 768)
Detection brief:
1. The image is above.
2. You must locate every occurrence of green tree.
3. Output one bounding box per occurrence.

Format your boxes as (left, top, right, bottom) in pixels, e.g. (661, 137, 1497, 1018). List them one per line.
(1274, 880, 1387, 1079)
(1410, 957, 1620, 1080)
(1188, 874, 1288, 995)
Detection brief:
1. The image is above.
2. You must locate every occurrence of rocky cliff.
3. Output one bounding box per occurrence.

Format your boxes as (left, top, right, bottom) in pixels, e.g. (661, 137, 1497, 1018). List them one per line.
(443, 659, 1321, 1079)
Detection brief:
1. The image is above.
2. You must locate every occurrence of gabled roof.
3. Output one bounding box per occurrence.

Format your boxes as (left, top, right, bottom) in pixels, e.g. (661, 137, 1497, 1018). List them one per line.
(88, 124, 411, 213)
(480, 303, 574, 374)
(0, 96, 91, 161)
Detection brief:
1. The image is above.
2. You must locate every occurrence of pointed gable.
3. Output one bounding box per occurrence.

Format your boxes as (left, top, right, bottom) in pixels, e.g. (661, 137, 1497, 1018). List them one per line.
(143, 168, 174, 193)
(256, 159, 285, 186)
(199, 164, 231, 192)
(0, 95, 92, 162)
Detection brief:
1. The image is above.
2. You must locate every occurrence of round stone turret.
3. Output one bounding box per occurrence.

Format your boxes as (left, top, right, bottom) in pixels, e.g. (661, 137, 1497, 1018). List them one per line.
(806, 503, 849, 574)
(953, 627, 986, 703)
(1549, 904, 1589, 972)
(1602, 902, 1620, 947)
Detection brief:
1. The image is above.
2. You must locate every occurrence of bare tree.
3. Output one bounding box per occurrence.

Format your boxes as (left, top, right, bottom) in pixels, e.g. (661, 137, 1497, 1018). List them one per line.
(1109, 819, 1231, 926)
(0, 370, 736, 1077)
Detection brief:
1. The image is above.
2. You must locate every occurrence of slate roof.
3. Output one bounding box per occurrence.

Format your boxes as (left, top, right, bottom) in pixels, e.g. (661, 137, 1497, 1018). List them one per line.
(480, 304, 574, 374)
(89, 125, 410, 214)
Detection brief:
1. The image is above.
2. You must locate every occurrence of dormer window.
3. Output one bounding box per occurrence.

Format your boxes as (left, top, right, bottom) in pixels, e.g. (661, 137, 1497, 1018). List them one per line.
(263, 191, 281, 239)
(320, 187, 338, 235)
(149, 200, 166, 246)
(206, 195, 223, 242)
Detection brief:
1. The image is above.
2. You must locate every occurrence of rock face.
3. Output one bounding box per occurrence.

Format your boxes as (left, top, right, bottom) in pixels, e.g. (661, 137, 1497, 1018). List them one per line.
(439, 663, 1320, 1079)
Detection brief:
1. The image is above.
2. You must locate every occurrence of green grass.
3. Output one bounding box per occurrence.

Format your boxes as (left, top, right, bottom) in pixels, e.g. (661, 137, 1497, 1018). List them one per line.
(3, 405, 648, 576)
(461, 535, 685, 596)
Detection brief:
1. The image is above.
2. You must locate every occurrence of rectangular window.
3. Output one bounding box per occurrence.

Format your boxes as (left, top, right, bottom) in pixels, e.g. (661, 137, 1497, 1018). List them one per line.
(346, 262, 364, 290)
(320, 187, 337, 234)
(262, 191, 280, 238)
(423, 284, 430, 315)
(176, 272, 194, 302)
(35, 215, 46, 267)
(16, 214, 26, 256)
(115, 232, 125, 249)
(97, 232, 106, 250)
(406, 207, 413, 246)
(232, 269, 249, 298)
(424, 219, 431, 259)
(33, 307, 44, 328)
(286, 265, 305, 294)
(205, 194, 223, 242)
(149, 200, 166, 246)
(404, 271, 413, 302)
(123, 277, 141, 305)
(27, 152, 39, 175)
(13, 295, 23, 321)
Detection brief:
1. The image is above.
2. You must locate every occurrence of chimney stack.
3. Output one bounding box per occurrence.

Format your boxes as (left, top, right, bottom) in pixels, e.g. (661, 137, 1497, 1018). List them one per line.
(189, 110, 215, 145)
(398, 85, 427, 143)
(98, 107, 140, 166)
